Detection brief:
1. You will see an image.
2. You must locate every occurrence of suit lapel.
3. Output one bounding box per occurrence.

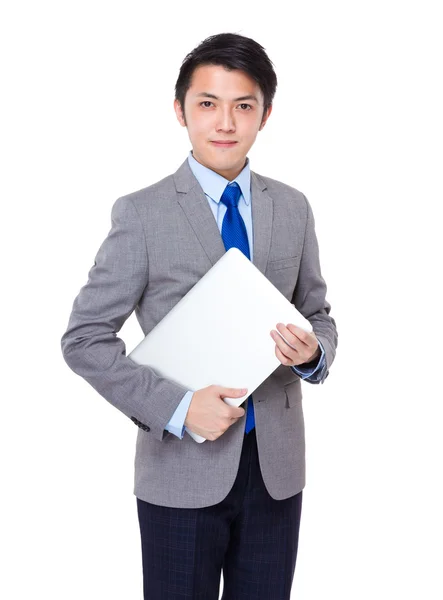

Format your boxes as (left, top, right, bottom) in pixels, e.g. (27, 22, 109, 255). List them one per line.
(173, 157, 273, 276)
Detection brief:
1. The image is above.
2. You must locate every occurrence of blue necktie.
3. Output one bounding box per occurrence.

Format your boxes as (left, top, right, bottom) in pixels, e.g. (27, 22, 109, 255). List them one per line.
(219, 181, 255, 434)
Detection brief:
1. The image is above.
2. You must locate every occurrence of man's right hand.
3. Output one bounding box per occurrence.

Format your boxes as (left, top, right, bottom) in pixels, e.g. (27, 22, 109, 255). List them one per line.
(184, 385, 247, 441)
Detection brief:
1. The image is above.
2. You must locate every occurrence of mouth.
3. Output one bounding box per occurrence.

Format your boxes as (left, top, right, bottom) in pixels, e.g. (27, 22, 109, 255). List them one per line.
(210, 141, 238, 148)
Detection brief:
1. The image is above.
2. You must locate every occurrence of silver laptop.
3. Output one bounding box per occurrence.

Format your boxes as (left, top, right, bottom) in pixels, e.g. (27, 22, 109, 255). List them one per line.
(128, 248, 312, 443)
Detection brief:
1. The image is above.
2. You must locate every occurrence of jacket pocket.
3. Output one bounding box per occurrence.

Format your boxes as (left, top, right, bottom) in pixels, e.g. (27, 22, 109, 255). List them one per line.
(284, 379, 302, 408)
(267, 255, 300, 271)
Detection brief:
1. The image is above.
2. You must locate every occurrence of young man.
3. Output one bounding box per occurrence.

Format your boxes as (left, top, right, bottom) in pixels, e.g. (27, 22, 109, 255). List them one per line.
(61, 32, 338, 600)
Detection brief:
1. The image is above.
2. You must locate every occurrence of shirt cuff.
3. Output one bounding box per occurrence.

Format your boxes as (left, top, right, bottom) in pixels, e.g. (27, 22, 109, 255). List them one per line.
(164, 390, 194, 439)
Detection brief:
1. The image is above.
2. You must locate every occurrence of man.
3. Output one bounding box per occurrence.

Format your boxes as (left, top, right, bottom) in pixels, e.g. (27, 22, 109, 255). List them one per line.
(61, 32, 338, 600)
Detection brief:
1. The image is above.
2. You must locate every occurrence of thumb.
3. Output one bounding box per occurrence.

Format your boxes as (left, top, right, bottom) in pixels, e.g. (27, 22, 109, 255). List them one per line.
(219, 387, 248, 416)
(219, 386, 248, 399)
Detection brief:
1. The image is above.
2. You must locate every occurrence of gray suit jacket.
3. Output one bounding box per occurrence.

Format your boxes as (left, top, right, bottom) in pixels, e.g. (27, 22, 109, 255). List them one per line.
(61, 156, 338, 508)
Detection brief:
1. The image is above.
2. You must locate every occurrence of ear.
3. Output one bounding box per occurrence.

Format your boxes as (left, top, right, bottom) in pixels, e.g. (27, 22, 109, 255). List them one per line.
(174, 99, 187, 127)
(259, 104, 273, 131)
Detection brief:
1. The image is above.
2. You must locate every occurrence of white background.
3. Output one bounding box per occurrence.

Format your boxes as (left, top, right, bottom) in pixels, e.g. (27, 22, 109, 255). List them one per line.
(2, 1, 442, 598)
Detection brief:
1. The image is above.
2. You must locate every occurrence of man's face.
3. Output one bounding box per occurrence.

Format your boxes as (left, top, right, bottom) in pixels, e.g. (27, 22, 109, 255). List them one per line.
(174, 64, 272, 181)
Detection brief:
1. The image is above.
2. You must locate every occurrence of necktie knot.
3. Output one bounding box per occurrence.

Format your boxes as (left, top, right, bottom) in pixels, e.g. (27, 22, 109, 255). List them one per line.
(219, 182, 242, 208)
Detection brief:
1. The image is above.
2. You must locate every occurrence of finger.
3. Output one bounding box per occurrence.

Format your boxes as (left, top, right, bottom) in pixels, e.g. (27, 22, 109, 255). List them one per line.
(271, 327, 299, 356)
(275, 343, 294, 366)
(275, 323, 303, 351)
(284, 323, 311, 347)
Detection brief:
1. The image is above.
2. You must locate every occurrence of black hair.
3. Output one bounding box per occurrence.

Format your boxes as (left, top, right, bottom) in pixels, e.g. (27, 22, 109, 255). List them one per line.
(174, 32, 278, 126)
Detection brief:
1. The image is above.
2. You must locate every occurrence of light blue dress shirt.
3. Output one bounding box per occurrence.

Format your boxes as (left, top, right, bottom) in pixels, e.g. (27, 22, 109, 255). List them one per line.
(165, 150, 326, 439)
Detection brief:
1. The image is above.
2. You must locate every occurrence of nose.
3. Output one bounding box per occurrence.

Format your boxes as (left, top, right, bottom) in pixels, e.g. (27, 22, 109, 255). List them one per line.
(216, 107, 236, 133)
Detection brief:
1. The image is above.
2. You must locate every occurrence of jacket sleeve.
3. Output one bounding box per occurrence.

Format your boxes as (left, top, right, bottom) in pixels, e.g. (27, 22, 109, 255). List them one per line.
(291, 194, 338, 384)
(60, 195, 189, 442)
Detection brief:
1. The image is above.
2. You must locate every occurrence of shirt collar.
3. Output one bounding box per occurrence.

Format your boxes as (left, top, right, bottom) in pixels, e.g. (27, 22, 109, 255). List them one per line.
(187, 150, 251, 205)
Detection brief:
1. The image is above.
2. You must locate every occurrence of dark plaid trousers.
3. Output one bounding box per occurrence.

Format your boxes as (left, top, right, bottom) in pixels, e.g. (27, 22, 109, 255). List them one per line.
(136, 427, 303, 599)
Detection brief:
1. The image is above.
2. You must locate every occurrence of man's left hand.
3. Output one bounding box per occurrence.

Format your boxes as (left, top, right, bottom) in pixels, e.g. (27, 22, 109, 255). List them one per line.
(270, 322, 320, 367)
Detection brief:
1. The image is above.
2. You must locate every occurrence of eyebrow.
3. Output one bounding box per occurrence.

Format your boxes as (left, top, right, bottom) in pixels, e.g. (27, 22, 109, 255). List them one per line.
(195, 92, 259, 103)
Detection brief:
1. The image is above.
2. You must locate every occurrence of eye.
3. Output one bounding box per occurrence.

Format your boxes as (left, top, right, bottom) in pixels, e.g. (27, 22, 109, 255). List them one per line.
(199, 101, 252, 110)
